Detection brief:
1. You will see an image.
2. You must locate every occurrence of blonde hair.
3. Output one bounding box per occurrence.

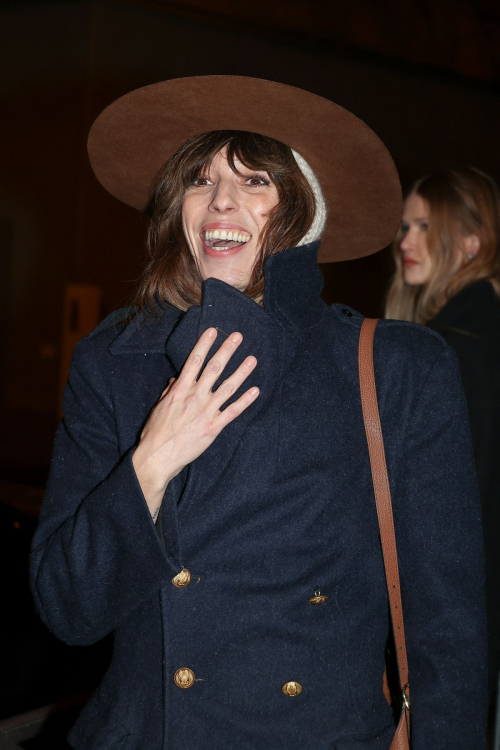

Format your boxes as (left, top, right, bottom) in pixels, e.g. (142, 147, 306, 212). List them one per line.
(385, 167, 500, 324)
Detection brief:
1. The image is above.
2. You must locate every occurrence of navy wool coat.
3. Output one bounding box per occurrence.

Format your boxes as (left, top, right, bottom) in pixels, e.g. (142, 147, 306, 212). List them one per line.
(428, 280, 500, 695)
(31, 243, 487, 750)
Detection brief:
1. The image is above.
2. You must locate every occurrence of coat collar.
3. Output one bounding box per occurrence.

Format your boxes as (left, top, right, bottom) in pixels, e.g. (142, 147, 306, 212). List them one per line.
(109, 240, 325, 358)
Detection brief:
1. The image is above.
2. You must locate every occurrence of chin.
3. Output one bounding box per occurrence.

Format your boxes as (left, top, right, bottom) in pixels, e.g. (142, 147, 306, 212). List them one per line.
(202, 270, 250, 290)
(403, 272, 426, 287)
(221, 275, 250, 290)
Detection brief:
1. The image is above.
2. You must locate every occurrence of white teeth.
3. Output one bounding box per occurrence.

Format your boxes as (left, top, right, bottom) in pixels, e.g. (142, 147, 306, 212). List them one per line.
(202, 229, 252, 244)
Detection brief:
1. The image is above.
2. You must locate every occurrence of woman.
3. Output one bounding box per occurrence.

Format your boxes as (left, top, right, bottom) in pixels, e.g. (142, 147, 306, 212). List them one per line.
(31, 78, 487, 749)
(386, 166, 500, 701)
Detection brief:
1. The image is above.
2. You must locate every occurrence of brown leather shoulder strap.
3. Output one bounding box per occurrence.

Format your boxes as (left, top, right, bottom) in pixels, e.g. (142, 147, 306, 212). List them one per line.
(358, 318, 410, 707)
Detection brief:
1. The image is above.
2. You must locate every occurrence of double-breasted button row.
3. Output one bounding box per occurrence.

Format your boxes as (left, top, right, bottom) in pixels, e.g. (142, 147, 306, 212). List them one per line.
(172, 574, 312, 697)
(173, 669, 302, 696)
(172, 571, 327, 606)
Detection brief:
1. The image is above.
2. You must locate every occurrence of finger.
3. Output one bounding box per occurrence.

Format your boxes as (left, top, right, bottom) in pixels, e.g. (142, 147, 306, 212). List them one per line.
(197, 331, 243, 389)
(159, 377, 176, 401)
(213, 386, 260, 431)
(176, 327, 218, 387)
(211, 356, 257, 409)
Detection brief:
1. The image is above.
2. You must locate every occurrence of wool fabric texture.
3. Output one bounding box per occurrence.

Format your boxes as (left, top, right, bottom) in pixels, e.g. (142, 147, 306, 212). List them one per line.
(292, 150, 327, 245)
(428, 279, 500, 697)
(30, 243, 488, 749)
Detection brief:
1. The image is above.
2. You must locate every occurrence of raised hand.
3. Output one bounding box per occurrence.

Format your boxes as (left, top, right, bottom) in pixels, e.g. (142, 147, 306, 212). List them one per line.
(132, 327, 259, 520)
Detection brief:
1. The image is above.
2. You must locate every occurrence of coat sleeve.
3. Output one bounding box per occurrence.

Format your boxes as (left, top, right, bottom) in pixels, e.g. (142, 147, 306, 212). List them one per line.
(391, 343, 488, 749)
(30, 336, 174, 646)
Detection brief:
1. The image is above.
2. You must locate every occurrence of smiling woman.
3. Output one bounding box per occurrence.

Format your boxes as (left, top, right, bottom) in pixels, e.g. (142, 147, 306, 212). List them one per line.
(182, 147, 279, 290)
(30, 77, 488, 750)
(138, 130, 316, 309)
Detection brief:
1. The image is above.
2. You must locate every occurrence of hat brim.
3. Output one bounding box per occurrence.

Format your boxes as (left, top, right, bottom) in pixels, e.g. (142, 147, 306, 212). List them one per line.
(87, 76, 402, 262)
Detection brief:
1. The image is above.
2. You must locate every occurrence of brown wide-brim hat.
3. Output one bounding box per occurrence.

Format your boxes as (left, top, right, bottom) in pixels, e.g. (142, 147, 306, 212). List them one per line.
(88, 76, 402, 262)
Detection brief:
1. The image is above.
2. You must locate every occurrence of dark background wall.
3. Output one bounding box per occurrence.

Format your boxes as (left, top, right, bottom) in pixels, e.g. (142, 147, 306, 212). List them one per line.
(1, 0, 499, 480)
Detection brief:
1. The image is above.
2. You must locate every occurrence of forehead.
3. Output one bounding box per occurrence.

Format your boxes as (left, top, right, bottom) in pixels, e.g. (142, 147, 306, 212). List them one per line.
(203, 146, 264, 175)
(403, 192, 429, 218)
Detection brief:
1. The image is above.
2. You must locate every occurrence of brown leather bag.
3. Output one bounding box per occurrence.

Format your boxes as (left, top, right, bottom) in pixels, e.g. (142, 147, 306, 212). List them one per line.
(358, 318, 411, 750)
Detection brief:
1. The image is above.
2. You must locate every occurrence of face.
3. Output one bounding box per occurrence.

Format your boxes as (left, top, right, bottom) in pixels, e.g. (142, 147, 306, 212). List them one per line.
(399, 192, 433, 286)
(182, 147, 279, 289)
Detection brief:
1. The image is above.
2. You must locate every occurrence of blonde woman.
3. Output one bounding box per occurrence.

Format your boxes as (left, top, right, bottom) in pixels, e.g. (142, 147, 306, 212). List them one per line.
(386, 166, 500, 701)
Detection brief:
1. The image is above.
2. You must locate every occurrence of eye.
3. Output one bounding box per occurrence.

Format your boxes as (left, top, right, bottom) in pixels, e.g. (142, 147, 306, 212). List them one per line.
(400, 222, 409, 234)
(191, 176, 213, 187)
(419, 222, 429, 232)
(244, 174, 271, 187)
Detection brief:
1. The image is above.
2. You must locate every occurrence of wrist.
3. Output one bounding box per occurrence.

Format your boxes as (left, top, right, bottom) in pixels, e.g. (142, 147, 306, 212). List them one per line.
(132, 446, 178, 501)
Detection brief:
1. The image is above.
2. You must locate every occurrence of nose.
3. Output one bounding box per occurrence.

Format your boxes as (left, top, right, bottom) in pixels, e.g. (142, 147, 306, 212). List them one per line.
(208, 178, 239, 214)
(400, 228, 415, 253)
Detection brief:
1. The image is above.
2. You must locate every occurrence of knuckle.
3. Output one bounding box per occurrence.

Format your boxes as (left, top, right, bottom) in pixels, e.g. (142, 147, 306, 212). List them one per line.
(221, 380, 233, 395)
(188, 353, 202, 367)
(208, 359, 221, 374)
(204, 419, 217, 437)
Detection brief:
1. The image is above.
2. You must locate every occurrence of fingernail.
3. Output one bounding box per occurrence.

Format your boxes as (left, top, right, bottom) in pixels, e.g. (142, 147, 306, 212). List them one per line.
(251, 387, 259, 397)
(231, 332, 242, 343)
(207, 328, 217, 338)
(246, 356, 256, 366)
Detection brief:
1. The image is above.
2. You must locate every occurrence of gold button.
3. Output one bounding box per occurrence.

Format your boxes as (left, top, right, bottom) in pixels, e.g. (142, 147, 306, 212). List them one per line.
(172, 568, 192, 588)
(174, 668, 195, 689)
(308, 594, 329, 604)
(282, 681, 302, 696)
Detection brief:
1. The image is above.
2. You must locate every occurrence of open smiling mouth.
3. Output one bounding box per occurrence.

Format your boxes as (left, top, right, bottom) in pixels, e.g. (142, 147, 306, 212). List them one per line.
(202, 229, 252, 251)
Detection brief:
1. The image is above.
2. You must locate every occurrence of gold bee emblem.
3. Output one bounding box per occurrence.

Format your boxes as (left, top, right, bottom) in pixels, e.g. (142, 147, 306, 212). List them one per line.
(281, 681, 303, 696)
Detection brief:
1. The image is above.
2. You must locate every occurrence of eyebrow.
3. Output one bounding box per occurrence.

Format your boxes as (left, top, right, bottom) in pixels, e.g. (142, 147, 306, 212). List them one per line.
(403, 216, 429, 225)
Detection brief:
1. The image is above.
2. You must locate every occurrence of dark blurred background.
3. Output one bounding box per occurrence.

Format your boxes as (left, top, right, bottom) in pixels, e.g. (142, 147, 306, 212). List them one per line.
(1, 0, 499, 745)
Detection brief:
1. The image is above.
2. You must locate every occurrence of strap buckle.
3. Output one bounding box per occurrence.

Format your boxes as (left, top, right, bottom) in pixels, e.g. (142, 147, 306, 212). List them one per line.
(402, 684, 411, 712)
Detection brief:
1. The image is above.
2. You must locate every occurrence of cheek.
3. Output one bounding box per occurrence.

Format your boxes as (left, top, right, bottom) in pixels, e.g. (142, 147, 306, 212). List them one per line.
(181, 194, 205, 232)
(181, 198, 193, 231)
(251, 193, 279, 228)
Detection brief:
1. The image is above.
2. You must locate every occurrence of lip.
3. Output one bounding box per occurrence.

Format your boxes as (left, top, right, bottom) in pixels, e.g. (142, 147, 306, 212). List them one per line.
(402, 258, 418, 268)
(201, 242, 249, 258)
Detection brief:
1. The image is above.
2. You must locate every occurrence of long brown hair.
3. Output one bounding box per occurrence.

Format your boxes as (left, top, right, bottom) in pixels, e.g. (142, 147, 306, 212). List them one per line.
(134, 130, 316, 313)
(385, 167, 500, 324)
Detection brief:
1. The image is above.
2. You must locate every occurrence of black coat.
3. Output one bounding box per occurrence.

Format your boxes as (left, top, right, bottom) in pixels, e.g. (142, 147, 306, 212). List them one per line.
(30, 243, 487, 749)
(429, 279, 500, 693)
